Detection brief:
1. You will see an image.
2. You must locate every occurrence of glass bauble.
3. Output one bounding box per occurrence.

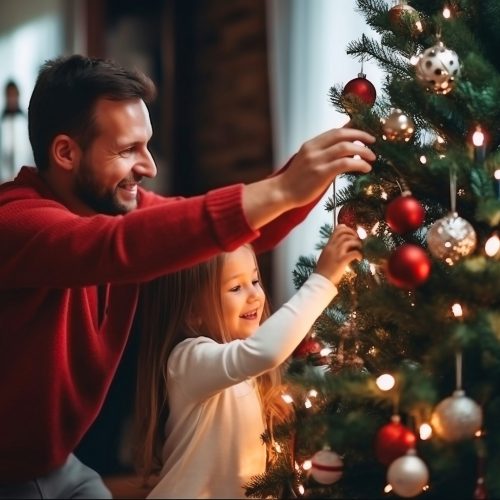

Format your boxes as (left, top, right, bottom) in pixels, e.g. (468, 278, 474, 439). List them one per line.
(426, 212, 477, 265)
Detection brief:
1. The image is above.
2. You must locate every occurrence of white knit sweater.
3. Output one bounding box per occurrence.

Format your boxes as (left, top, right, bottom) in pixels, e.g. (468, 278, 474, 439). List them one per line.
(147, 272, 337, 499)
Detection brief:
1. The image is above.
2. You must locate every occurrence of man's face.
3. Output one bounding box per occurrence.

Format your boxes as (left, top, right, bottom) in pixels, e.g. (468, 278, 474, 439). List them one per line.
(74, 98, 157, 215)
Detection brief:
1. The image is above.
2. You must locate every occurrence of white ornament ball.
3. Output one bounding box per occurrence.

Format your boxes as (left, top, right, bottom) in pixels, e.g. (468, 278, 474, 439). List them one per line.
(426, 212, 477, 265)
(310, 448, 343, 485)
(387, 449, 429, 498)
(415, 42, 461, 94)
(381, 108, 415, 142)
(431, 389, 483, 442)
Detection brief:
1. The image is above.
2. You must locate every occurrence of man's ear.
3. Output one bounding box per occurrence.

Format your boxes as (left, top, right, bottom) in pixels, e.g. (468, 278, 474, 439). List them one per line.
(51, 134, 81, 172)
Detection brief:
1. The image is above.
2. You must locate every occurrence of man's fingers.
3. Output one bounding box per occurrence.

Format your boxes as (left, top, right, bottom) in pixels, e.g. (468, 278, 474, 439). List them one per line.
(309, 127, 376, 149)
(322, 140, 377, 163)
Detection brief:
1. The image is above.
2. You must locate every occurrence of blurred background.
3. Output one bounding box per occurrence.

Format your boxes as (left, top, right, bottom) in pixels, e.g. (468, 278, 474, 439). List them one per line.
(0, 0, 383, 494)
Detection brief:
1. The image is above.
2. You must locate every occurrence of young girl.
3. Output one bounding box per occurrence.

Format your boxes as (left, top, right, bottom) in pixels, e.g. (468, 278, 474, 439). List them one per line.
(134, 224, 362, 499)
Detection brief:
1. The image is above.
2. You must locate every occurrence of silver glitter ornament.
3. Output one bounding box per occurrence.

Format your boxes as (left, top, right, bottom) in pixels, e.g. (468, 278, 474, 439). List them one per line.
(431, 389, 483, 442)
(381, 108, 415, 142)
(415, 41, 461, 95)
(387, 449, 429, 498)
(426, 212, 477, 265)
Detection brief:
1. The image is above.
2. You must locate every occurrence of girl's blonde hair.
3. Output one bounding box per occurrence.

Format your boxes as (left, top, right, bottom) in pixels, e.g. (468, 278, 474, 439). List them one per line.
(133, 245, 291, 482)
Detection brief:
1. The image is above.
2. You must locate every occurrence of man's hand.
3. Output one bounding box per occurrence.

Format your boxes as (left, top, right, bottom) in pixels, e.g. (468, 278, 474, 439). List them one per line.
(242, 127, 375, 230)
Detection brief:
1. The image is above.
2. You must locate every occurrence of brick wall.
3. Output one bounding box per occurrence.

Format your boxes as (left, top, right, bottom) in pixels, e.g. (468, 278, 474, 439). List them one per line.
(174, 0, 273, 193)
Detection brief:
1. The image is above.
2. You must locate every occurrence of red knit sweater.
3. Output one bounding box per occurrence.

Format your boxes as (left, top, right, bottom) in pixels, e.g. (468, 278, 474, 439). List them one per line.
(0, 167, 314, 482)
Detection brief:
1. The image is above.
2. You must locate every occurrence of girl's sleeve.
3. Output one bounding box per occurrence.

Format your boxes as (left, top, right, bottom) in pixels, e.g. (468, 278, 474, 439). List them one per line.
(168, 272, 337, 401)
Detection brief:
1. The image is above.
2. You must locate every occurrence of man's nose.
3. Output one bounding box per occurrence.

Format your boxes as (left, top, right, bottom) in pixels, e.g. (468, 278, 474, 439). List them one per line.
(134, 150, 157, 178)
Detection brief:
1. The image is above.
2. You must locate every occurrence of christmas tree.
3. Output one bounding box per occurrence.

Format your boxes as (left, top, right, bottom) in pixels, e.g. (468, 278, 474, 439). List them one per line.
(245, 1, 500, 498)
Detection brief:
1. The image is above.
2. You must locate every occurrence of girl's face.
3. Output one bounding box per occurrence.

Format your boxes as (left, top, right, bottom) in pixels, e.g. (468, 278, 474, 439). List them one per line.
(220, 246, 266, 340)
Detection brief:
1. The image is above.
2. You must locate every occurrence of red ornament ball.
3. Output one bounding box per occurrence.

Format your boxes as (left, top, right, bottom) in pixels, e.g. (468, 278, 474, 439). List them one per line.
(375, 415, 417, 466)
(385, 194, 425, 234)
(293, 337, 322, 358)
(337, 204, 358, 229)
(386, 244, 431, 289)
(342, 74, 376, 110)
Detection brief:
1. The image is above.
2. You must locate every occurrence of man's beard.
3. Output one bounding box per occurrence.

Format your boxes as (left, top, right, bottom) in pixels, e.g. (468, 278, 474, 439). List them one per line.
(74, 164, 132, 216)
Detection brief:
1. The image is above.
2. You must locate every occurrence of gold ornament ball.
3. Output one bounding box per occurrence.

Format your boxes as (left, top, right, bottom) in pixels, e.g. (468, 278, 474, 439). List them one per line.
(426, 212, 477, 265)
(415, 42, 461, 95)
(431, 389, 483, 442)
(388, 3, 423, 36)
(381, 109, 415, 142)
(387, 449, 429, 498)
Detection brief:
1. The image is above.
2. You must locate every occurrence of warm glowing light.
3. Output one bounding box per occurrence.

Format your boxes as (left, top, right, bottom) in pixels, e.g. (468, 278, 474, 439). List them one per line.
(376, 373, 395, 391)
(475, 430, 483, 437)
(304, 398, 312, 409)
(495, 169, 500, 180)
(298, 485, 305, 495)
(353, 154, 361, 160)
(452, 303, 463, 318)
(423, 485, 430, 491)
(443, 6, 451, 18)
(415, 20, 423, 32)
(384, 484, 393, 493)
(274, 442, 282, 453)
(302, 460, 312, 470)
(282, 394, 294, 404)
(357, 226, 368, 239)
(485, 234, 500, 256)
(410, 54, 420, 65)
(472, 128, 485, 147)
(320, 347, 332, 357)
(294, 461, 300, 471)
(419, 423, 433, 440)
(420, 155, 427, 164)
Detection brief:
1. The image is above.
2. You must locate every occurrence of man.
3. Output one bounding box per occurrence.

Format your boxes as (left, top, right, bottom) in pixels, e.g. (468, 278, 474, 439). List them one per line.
(0, 54, 375, 498)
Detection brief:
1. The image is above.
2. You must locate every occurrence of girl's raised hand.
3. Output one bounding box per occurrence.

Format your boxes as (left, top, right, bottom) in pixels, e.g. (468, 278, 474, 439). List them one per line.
(315, 224, 363, 285)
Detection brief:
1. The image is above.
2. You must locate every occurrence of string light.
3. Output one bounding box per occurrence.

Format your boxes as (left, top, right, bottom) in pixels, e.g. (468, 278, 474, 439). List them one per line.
(472, 126, 486, 163)
(376, 373, 395, 391)
(357, 226, 368, 239)
(419, 155, 427, 164)
(443, 6, 451, 18)
(472, 127, 484, 147)
(308, 389, 318, 398)
(304, 398, 312, 409)
(384, 484, 393, 493)
(298, 485, 305, 495)
(419, 423, 433, 440)
(410, 54, 420, 65)
(485, 233, 500, 257)
(281, 394, 294, 404)
(451, 303, 463, 318)
(302, 460, 312, 471)
(320, 347, 332, 357)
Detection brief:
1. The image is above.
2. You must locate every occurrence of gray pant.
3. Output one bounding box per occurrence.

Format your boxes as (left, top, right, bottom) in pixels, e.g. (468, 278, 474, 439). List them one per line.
(0, 454, 112, 499)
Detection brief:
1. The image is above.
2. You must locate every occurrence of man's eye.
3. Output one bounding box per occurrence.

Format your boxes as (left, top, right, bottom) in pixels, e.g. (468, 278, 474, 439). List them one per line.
(120, 148, 134, 157)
